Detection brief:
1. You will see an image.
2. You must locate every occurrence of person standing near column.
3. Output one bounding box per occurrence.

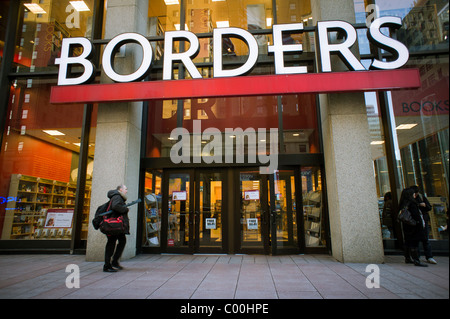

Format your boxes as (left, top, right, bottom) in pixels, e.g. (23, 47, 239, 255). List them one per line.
(103, 184, 130, 272)
(399, 187, 428, 267)
(410, 185, 437, 264)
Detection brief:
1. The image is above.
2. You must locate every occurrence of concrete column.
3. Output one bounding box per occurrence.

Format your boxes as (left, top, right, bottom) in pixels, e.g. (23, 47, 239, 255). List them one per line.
(86, 0, 148, 262)
(311, 0, 384, 263)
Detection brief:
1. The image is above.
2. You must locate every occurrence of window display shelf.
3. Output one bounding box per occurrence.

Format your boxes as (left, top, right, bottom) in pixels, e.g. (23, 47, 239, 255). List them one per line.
(1, 174, 90, 240)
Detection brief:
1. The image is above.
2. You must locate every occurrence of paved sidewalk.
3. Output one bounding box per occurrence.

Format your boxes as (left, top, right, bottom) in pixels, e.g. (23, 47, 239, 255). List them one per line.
(0, 254, 448, 299)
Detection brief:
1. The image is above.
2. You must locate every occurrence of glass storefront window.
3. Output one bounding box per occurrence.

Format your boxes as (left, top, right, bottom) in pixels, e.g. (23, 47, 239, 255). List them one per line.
(147, 93, 321, 161)
(0, 0, 10, 70)
(14, 0, 95, 73)
(391, 55, 449, 241)
(363, 90, 397, 240)
(186, 0, 274, 64)
(146, 100, 178, 158)
(354, 0, 449, 53)
(355, 0, 449, 248)
(0, 78, 97, 241)
(281, 94, 320, 154)
(276, 0, 315, 52)
(365, 56, 449, 242)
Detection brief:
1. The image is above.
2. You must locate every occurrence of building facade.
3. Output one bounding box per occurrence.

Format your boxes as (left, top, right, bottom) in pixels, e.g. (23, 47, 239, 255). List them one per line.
(0, 0, 448, 263)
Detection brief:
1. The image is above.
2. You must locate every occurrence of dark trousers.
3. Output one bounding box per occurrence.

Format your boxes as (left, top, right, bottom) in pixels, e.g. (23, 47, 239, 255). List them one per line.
(419, 223, 433, 259)
(104, 234, 126, 267)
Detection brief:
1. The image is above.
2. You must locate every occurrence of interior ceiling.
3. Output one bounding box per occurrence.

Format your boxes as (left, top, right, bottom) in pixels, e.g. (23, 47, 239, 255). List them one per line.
(25, 127, 96, 157)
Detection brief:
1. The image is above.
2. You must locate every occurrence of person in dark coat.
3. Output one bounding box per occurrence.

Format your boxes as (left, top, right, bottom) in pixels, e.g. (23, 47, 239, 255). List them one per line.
(399, 187, 428, 267)
(410, 185, 437, 264)
(103, 184, 129, 272)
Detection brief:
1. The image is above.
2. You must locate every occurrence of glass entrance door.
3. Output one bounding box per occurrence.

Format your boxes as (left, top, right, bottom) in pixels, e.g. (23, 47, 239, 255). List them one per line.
(164, 170, 194, 252)
(236, 169, 300, 254)
(270, 170, 299, 254)
(237, 170, 269, 254)
(195, 170, 227, 253)
(162, 169, 226, 253)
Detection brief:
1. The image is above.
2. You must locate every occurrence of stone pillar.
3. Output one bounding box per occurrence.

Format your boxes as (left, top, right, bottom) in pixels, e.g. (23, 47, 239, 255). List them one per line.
(86, 0, 148, 262)
(311, 0, 384, 263)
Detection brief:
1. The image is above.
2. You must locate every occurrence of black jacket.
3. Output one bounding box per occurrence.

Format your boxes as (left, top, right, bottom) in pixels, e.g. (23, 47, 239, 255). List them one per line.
(402, 200, 426, 242)
(107, 190, 130, 234)
(416, 194, 432, 223)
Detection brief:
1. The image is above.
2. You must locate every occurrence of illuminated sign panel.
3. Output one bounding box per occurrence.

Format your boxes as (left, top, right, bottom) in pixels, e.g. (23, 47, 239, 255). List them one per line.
(50, 17, 420, 104)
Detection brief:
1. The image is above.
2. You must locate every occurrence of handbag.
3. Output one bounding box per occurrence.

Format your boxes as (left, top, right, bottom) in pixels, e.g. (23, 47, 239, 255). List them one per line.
(100, 215, 126, 235)
(397, 207, 417, 226)
(99, 201, 125, 235)
(97, 198, 141, 235)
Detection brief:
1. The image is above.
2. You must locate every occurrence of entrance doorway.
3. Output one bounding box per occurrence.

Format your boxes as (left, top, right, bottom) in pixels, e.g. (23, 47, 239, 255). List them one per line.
(141, 167, 327, 255)
(161, 169, 228, 254)
(236, 169, 300, 254)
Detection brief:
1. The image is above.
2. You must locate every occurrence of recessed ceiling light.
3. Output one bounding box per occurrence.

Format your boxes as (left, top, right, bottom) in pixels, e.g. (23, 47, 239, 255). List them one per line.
(43, 130, 65, 136)
(69, 1, 90, 12)
(164, 0, 179, 5)
(24, 3, 46, 14)
(396, 124, 417, 130)
(371, 141, 385, 145)
(174, 24, 189, 30)
(216, 21, 230, 28)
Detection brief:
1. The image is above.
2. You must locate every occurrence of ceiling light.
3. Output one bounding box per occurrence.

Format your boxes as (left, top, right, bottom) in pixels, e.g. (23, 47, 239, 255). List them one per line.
(24, 3, 46, 14)
(174, 24, 189, 30)
(293, 133, 300, 136)
(164, 0, 179, 5)
(216, 21, 230, 28)
(69, 1, 90, 12)
(371, 141, 385, 145)
(396, 123, 417, 130)
(43, 130, 65, 136)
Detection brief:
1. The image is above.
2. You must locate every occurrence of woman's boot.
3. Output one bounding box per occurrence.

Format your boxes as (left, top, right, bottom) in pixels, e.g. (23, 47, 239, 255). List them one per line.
(410, 247, 428, 267)
(404, 246, 414, 264)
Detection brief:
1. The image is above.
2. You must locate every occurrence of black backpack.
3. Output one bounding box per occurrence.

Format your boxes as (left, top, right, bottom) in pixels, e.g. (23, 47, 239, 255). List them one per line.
(92, 200, 111, 230)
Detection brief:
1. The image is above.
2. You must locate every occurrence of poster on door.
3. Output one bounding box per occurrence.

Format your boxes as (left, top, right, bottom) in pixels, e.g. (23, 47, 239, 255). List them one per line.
(244, 190, 260, 200)
(172, 191, 187, 201)
(247, 218, 258, 230)
(205, 218, 216, 230)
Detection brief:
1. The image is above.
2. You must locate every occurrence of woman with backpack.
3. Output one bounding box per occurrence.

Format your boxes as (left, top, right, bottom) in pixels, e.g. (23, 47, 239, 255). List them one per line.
(103, 184, 130, 272)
